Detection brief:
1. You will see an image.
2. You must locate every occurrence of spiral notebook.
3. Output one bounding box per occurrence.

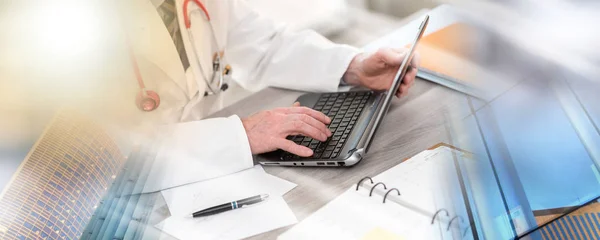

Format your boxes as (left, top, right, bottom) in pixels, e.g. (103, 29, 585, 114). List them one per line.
(279, 144, 477, 240)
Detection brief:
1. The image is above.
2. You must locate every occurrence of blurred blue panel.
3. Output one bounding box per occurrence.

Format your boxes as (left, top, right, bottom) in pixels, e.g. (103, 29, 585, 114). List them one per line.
(561, 70, 600, 131)
(452, 114, 517, 239)
(482, 78, 600, 210)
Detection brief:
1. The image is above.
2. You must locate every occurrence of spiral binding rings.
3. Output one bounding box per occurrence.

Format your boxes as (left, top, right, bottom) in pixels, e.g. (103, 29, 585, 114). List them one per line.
(382, 188, 400, 203)
(369, 182, 387, 196)
(356, 177, 374, 191)
(354, 177, 470, 235)
(431, 209, 449, 224)
(447, 215, 464, 231)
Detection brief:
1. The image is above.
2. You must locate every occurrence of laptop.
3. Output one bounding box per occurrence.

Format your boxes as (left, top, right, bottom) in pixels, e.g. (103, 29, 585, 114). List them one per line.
(258, 15, 429, 167)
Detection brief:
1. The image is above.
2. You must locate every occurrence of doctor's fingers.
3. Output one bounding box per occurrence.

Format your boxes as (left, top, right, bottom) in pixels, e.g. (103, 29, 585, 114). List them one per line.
(275, 106, 331, 124)
(375, 48, 405, 66)
(287, 114, 332, 137)
(410, 51, 421, 68)
(282, 120, 329, 142)
(404, 67, 418, 86)
(396, 69, 417, 98)
(276, 139, 313, 157)
(390, 48, 420, 69)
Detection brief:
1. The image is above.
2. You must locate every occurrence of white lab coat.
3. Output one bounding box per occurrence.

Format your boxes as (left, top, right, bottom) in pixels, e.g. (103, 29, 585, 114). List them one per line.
(122, 0, 359, 193)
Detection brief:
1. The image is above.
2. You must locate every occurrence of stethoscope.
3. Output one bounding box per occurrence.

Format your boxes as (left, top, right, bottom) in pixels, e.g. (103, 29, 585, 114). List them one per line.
(128, 0, 230, 112)
(183, 0, 230, 96)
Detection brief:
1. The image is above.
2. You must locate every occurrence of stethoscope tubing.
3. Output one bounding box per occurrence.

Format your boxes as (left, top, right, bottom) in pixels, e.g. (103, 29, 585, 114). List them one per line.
(183, 0, 227, 96)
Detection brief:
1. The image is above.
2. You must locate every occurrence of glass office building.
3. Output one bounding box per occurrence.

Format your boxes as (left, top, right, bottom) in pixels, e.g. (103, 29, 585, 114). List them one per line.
(79, 143, 165, 240)
(441, 26, 600, 239)
(0, 111, 126, 239)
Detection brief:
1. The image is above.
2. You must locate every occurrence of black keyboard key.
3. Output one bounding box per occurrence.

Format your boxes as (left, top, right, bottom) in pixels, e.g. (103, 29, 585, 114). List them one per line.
(323, 151, 332, 158)
(315, 143, 326, 152)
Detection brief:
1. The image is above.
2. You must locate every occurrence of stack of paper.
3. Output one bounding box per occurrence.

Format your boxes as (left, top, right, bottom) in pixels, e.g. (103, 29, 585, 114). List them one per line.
(156, 165, 297, 240)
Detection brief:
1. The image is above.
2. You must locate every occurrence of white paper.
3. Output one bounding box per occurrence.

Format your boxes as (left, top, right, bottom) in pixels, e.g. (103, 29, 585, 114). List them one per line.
(278, 188, 441, 240)
(161, 197, 297, 240)
(157, 165, 298, 240)
(161, 165, 296, 216)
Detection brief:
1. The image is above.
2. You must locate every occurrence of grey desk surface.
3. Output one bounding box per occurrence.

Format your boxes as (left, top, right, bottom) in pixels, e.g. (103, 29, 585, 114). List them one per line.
(206, 78, 477, 239)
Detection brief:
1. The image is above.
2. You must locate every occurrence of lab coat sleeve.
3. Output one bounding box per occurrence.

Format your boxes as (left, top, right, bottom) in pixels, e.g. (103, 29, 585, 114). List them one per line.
(225, 0, 361, 93)
(141, 115, 253, 193)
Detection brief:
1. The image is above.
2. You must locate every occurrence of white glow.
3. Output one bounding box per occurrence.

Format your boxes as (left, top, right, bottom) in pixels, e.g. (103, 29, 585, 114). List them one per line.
(31, 1, 103, 58)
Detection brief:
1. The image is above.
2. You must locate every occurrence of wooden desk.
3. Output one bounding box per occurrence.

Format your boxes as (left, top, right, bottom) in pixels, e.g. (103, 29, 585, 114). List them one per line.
(205, 78, 476, 239)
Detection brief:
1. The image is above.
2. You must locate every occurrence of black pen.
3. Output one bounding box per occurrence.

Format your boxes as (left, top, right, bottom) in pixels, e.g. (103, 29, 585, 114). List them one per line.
(192, 194, 269, 218)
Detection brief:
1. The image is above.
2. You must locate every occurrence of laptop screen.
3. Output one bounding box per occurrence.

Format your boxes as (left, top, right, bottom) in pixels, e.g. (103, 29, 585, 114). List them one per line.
(362, 15, 429, 153)
(384, 15, 429, 109)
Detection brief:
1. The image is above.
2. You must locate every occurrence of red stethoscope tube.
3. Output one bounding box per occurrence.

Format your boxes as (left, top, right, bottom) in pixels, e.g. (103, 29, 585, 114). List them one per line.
(182, 0, 228, 95)
(129, 0, 221, 112)
(184, 0, 211, 27)
(125, 35, 161, 112)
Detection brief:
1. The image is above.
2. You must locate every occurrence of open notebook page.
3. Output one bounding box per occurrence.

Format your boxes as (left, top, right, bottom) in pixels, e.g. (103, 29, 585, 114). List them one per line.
(280, 146, 472, 240)
(278, 187, 446, 240)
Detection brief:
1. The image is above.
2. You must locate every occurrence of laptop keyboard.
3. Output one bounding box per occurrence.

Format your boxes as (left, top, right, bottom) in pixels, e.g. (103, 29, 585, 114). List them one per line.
(283, 91, 372, 160)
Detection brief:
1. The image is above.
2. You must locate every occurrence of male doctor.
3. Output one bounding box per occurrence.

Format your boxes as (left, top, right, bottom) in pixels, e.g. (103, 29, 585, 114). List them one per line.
(124, 0, 419, 193)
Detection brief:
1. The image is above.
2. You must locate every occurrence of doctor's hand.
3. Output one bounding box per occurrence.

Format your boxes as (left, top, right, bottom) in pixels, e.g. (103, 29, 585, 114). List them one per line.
(241, 105, 332, 157)
(343, 48, 420, 98)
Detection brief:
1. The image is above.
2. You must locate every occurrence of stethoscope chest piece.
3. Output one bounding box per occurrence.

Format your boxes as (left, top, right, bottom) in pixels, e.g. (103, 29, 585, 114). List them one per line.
(136, 89, 161, 111)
